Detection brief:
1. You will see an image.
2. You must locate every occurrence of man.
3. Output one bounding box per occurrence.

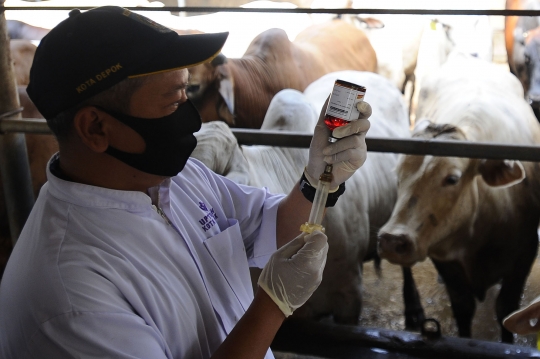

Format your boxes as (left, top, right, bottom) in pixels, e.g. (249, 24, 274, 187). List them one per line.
(0, 6, 371, 359)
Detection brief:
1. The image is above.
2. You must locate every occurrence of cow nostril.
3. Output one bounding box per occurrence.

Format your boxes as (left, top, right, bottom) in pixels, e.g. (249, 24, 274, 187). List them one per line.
(378, 233, 412, 255)
(395, 239, 410, 254)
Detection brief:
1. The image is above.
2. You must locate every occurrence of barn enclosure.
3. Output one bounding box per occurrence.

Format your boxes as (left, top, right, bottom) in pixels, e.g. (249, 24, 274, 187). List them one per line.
(4, 1, 540, 358)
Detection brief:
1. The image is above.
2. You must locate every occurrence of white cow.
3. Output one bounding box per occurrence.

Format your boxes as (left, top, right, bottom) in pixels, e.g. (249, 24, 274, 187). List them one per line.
(192, 71, 411, 324)
(348, 0, 497, 125)
(192, 88, 316, 194)
(378, 52, 540, 343)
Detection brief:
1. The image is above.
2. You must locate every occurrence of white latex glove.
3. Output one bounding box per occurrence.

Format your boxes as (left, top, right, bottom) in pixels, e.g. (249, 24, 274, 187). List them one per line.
(258, 230, 328, 317)
(306, 98, 372, 189)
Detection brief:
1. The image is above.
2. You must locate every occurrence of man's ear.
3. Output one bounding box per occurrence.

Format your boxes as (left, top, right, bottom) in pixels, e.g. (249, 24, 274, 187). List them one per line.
(73, 106, 109, 153)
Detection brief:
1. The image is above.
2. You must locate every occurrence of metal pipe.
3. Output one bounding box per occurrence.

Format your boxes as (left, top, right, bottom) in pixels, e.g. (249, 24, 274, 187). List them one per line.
(3, 6, 540, 16)
(273, 317, 540, 359)
(0, 3, 35, 246)
(6, 120, 540, 162)
(231, 128, 540, 162)
(0, 118, 52, 135)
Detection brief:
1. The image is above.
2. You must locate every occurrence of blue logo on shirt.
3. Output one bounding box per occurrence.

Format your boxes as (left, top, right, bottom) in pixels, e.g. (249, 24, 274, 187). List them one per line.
(199, 202, 208, 211)
(198, 201, 218, 232)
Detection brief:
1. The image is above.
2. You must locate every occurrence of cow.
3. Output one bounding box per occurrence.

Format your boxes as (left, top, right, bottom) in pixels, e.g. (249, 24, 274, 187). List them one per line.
(10, 40, 36, 87)
(377, 52, 540, 343)
(192, 70, 411, 325)
(186, 19, 377, 129)
(349, 0, 494, 125)
(7, 20, 49, 41)
(505, 0, 540, 120)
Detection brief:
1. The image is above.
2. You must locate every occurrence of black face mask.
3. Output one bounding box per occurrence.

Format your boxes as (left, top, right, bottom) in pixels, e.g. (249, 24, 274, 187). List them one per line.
(100, 99, 202, 177)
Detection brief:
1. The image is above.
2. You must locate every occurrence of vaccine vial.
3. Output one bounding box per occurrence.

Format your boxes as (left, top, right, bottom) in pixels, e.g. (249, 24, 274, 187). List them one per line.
(324, 79, 366, 143)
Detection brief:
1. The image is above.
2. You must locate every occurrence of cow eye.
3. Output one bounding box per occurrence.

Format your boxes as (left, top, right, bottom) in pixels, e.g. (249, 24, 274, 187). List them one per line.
(443, 174, 460, 186)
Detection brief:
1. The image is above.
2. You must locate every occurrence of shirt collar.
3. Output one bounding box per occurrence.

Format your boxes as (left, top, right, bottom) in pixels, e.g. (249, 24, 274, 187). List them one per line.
(45, 153, 171, 211)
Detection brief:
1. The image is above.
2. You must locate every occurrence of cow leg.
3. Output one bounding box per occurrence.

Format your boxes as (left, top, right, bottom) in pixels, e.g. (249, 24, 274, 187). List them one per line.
(333, 291, 361, 325)
(497, 232, 539, 343)
(407, 74, 416, 126)
(431, 259, 475, 338)
(402, 266, 425, 331)
(332, 264, 362, 325)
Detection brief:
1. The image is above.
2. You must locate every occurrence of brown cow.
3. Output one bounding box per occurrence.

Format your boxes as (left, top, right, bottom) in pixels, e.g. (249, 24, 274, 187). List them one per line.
(378, 53, 540, 343)
(186, 19, 377, 128)
(7, 20, 49, 42)
(10, 39, 36, 87)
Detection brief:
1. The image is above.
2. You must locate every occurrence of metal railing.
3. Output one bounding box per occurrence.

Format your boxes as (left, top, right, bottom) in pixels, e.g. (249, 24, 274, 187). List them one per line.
(4, 117, 540, 162)
(3, 6, 540, 16)
(2, 2, 540, 241)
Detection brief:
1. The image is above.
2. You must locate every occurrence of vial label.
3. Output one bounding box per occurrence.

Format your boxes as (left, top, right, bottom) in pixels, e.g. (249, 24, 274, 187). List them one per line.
(324, 80, 366, 131)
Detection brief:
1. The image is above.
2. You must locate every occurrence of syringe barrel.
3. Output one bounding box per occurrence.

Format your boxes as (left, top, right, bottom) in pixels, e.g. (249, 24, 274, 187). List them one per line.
(307, 178, 331, 226)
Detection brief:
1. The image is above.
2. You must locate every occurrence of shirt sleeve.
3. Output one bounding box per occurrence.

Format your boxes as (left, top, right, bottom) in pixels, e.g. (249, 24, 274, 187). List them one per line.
(27, 312, 169, 359)
(184, 159, 284, 268)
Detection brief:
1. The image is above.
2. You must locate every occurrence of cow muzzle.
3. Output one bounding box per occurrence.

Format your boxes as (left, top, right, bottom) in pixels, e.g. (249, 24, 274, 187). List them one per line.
(377, 232, 419, 266)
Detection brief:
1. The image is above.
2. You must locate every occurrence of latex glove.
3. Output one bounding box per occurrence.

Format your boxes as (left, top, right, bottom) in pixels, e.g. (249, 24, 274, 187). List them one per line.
(306, 98, 372, 189)
(258, 230, 328, 317)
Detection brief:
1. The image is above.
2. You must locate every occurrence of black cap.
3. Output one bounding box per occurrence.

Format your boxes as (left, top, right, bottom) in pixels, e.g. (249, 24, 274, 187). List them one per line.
(27, 6, 228, 119)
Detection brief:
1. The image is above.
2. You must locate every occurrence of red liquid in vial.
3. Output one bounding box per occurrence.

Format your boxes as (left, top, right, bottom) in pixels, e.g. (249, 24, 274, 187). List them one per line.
(324, 115, 350, 131)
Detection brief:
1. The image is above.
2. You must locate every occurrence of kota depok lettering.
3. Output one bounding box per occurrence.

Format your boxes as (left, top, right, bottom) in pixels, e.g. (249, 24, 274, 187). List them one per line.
(198, 201, 219, 232)
(75, 63, 123, 94)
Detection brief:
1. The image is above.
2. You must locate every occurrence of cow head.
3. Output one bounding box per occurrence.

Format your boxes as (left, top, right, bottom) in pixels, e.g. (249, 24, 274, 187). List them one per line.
(187, 53, 226, 99)
(377, 122, 525, 267)
(187, 53, 236, 125)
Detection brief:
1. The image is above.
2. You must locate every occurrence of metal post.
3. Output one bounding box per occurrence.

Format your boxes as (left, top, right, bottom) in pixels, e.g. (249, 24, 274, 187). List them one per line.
(0, 2, 36, 245)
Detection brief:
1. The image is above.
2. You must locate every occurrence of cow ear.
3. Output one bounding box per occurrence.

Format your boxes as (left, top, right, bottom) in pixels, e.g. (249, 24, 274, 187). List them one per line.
(503, 297, 540, 335)
(216, 66, 235, 125)
(211, 53, 227, 67)
(478, 159, 525, 187)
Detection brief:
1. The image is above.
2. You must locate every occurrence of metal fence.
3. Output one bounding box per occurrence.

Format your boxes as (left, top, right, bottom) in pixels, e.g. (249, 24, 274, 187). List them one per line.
(4, 6, 540, 16)
(3, 3, 540, 356)
(3, 3, 540, 240)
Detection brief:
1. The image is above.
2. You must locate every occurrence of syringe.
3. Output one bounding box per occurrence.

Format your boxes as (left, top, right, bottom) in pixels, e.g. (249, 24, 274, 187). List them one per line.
(300, 164, 333, 234)
(300, 79, 366, 234)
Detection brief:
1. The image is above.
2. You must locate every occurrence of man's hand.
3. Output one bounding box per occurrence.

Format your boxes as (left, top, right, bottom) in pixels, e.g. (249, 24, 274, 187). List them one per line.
(257, 230, 328, 317)
(306, 99, 372, 189)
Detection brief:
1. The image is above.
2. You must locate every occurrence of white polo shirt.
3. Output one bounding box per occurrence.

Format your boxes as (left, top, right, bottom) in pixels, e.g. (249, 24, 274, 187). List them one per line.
(0, 155, 283, 359)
